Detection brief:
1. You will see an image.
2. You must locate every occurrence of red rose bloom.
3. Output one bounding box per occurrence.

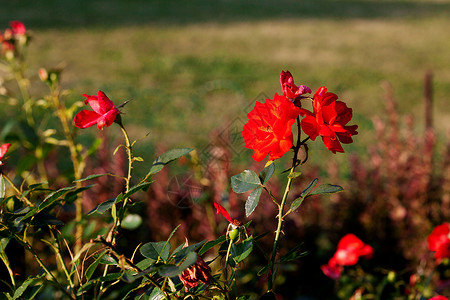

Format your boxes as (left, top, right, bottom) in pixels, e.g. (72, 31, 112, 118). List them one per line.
(280, 70, 311, 102)
(179, 255, 212, 292)
(243, 93, 301, 161)
(429, 296, 448, 300)
(427, 223, 450, 263)
(0, 143, 11, 166)
(321, 234, 373, 280)
(300, 87, 358, 153)
(74, 90, 120, 129)
(9, 21, 26, 35)
(332, 234, 374, 266)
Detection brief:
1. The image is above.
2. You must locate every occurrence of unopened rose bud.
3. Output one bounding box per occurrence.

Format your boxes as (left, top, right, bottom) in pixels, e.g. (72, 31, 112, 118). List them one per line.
(228, 228, 239, 242)
(387, 271, 396, 282)
(38, 68, 48, 82)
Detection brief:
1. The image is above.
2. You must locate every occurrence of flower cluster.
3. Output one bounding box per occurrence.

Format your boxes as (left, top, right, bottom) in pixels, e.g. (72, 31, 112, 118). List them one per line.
(321, 234, 374, 280)
(427, 222, 450, 263)
(243, 70, 358, 161)
(0, 21, 28, 55)
(74, 90, 120, 129)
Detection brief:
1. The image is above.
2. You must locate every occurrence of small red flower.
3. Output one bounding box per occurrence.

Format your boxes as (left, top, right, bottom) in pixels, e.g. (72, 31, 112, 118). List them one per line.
(178, 254, 212, 292)
(280, 70, 311, 102)
(0, 143, 11, 166)
(427, 223, 450, 263)
(321, 234, 373, 280)
(243, 93, 301, 161)
(429, 296, 448, 300)
(300, 87, 358, 153)
(74, 90, 120, 129)
(10, 21, 26, 35)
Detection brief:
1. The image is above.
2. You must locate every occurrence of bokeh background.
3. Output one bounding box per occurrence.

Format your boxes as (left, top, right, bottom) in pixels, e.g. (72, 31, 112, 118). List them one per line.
(1, 0, 450, 299)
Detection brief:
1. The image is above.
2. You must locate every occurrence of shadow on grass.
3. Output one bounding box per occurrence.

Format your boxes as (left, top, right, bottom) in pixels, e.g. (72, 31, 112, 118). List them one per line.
(2, 0, 450, 29)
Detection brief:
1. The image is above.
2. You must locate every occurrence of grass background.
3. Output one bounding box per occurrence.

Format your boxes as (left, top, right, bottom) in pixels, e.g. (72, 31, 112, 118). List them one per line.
(2, 0, 450, 167)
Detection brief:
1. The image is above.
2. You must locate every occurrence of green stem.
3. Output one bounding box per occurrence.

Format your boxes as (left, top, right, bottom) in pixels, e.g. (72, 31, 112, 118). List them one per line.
(267, 116, 303, 292)
(224, 238, 233, 282)
(112, 123, 133, 242)
(267, 169, 294, 292)
(50, 87, 85, 255)
(50, 228, 75, 290)
(1, 173, 33, 206)
(100, 120, 133, 294)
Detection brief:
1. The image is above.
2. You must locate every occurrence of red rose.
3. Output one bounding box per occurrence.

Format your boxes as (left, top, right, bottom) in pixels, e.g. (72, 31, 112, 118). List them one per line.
(427, 223, 450, 263)
(280, 70, 311, 102)
(179, 255, 212, 292)
(0, 143, 11, 166)
(243, 93, 301, 161)
(74, 90, 120, 129)
(300, 87, 358, 153)
(9, 21, 26, 35)
(321, 234, 373, 280)
(429, 296, 448, 300)
(332, 234, 374, 266)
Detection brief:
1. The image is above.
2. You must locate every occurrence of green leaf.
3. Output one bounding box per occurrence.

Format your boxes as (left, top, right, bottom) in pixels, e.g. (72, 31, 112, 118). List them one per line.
(29, 213, 64, 226)
(158, 251, 198, 277)
(300, 178, 319, 198)
(98, 254, 118, 266)
(177, 251, 198, 272)
(37, 186, 75, 213)
(259, 163, 275, 184)
(87, 194, 123, 216)
(121, 269, 137, 283)
(73, 174, 107, 183)
(0, 175, 5, 199)
(278, 243, 307, 263)
(147, 288, 165, 300)
(12, 275, 43, 300)
(289, 196, 306, 212)
(173, 240, 205, 264)
(140, 241, 170, 262)
(308, 184, 343, 197)
(64, 185, 94, 204)
(121, 214, 142, 230)
(124, 182, 151, 198)
(231, 170, 261, 193)
(135, 258, 155, 270)
(146, 148, 193, 177)
(198, 235, 226, 256)
(85, 252, 106, 281)
(230, 237, 253, 263)
(287, 172, 302, 179)
(245, 187, 262, 217)
(289, 178, 319, 212)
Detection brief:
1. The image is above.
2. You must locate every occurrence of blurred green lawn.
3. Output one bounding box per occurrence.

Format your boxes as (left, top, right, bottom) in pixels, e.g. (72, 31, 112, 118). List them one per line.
(2, 0, 450, 164)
